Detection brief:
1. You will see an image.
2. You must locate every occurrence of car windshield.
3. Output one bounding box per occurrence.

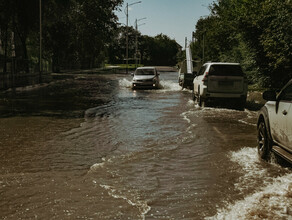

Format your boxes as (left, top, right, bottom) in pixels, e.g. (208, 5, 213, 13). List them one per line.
(135, 69, 155, 75)
(209, 65, 244, 76)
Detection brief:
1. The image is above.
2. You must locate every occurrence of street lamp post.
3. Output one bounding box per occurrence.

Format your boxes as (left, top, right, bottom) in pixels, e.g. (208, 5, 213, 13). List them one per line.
(135, 17, 146, 68)
(125, 1, 141, 74)
(203, 31, 205, 63)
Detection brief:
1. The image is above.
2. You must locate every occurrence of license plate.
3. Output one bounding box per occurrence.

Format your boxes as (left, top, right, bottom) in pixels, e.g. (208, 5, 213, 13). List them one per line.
(218, 81, 233, 86)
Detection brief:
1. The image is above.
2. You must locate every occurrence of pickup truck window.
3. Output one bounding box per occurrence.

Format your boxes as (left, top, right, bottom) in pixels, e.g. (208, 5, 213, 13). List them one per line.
(279, 84, 292, 101)
(198, 66, 207, 76)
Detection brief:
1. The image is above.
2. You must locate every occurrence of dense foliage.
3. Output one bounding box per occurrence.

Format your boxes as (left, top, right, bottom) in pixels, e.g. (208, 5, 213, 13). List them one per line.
(107, 27, 181, 66)
(192, 0, 292, 87)
(0, 0, 180, 74)
(0, 0, 123, 73)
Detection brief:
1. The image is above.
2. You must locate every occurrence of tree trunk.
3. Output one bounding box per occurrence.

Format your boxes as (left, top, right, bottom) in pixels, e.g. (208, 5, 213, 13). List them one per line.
(2, 27, 8, 73)
(20, 37, 29, 73)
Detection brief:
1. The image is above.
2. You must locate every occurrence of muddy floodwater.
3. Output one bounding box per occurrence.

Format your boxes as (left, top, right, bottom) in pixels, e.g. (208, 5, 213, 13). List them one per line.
(0, 71, 291, 219)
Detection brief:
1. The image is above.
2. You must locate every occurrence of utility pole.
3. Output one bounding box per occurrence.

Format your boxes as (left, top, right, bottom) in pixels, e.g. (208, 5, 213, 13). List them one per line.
(135, 18, 137, 69)
(126, 3, 128, 74)
(39, 0, 42, 82)
(125, 1, 141, 74)
(11, 31, 16, 88)
(135, 17, 146, 69)
(203, 30, 205, 63)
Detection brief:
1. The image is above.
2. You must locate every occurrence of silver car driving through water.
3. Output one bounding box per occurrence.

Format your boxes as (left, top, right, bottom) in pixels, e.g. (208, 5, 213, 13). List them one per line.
(132, 67, 160, 89)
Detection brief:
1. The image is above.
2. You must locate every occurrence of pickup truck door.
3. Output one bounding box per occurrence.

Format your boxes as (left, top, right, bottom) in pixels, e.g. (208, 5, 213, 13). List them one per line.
(193, 65, 207, 94)
(286, 104, 292, 151)
(270, 84, 292, 151)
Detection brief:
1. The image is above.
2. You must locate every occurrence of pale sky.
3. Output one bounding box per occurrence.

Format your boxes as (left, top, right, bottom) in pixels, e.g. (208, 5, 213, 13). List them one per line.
(116, 0, 215, 48)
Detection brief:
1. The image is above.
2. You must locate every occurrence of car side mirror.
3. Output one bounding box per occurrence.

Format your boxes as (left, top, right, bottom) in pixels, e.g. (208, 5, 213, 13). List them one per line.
(263, 90, 276, 101)
(131, 72, 134, 76)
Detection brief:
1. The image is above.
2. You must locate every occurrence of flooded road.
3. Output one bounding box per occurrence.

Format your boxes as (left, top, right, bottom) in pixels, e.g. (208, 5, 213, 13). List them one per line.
(0, 71, 291, 219)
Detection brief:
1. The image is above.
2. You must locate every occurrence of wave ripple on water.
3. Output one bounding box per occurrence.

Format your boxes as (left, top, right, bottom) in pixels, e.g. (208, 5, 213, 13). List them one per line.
(207, 147, 292, 220)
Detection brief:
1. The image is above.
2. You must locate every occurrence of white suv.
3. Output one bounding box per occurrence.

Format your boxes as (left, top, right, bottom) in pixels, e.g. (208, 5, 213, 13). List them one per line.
(257, 79, 292, 164)
(192, 62, 248, 108)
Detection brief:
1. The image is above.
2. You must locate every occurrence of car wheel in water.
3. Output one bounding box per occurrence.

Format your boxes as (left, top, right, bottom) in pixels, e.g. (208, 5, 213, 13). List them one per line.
(235, 101, 245, 111)
(257, 120, 272, 160)
(192, 89, 196, 101)
(237, 98, 246, 111)
(198, 94, 207, 107)
(181, 80, 185, 89)
(198, 94, 202, 106)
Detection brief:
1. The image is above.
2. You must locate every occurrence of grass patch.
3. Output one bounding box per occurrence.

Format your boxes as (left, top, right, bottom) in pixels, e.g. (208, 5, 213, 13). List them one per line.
(105, 64, 144, 69)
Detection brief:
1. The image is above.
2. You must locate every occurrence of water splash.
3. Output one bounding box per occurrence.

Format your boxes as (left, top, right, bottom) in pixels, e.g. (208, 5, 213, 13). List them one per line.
(230, 147, 269, 192)
(99, 184, 151, 220)
(207, 173, 292, 220)
(119, 78, 132, 88)
(206, 147, 292, 219)
(159, 80, 181, 91)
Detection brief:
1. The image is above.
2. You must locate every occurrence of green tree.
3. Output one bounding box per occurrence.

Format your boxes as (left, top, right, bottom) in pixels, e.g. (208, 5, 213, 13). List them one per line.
(193, 0, 292, 87)
(42, 0, 74, 72)
(0, 0, 124, 73)
(72, 0, 123, 69)
(140, 34, 180, 66)
(0, 0, 39, 73)
(107, 26, 140, 64)
(108, 30, 180, 66)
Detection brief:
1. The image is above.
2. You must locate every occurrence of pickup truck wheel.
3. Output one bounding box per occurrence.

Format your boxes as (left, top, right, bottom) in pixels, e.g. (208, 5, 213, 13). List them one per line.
(198, 94, 206, 107)
(192, 89, 196, 101)
(257, 120, 272, 160)
(182, 80, 185, 89)
(198, 94, 202, 106)
(235, 98, 246, 111)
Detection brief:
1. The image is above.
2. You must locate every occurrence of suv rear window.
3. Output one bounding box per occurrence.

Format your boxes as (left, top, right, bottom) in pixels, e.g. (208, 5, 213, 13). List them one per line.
(209, 65, 244, 76)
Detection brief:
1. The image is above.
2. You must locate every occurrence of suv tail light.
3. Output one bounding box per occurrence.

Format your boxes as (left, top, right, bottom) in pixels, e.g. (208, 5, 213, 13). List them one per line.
(202, 72, 208, 85)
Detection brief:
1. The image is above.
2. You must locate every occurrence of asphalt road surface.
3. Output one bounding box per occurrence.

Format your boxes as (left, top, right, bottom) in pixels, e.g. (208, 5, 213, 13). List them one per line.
(0, 71, 291, 219)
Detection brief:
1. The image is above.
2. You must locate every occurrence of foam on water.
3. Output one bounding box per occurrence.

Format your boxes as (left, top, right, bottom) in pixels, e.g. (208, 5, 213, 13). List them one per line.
(206, 147, 292, 219)
(119, 78, 132, 88)
(89, 162, 105, 171)
(207, 173, 292, 220)
(238, 109, 258, 126)
(99, 184, 151, 220)
(180, 112, 191, 124)
(187, 99, 199, 107)
(158, 80, 181, 91)
(230, 147, 269, 191)
(238, 119, 257, 126)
